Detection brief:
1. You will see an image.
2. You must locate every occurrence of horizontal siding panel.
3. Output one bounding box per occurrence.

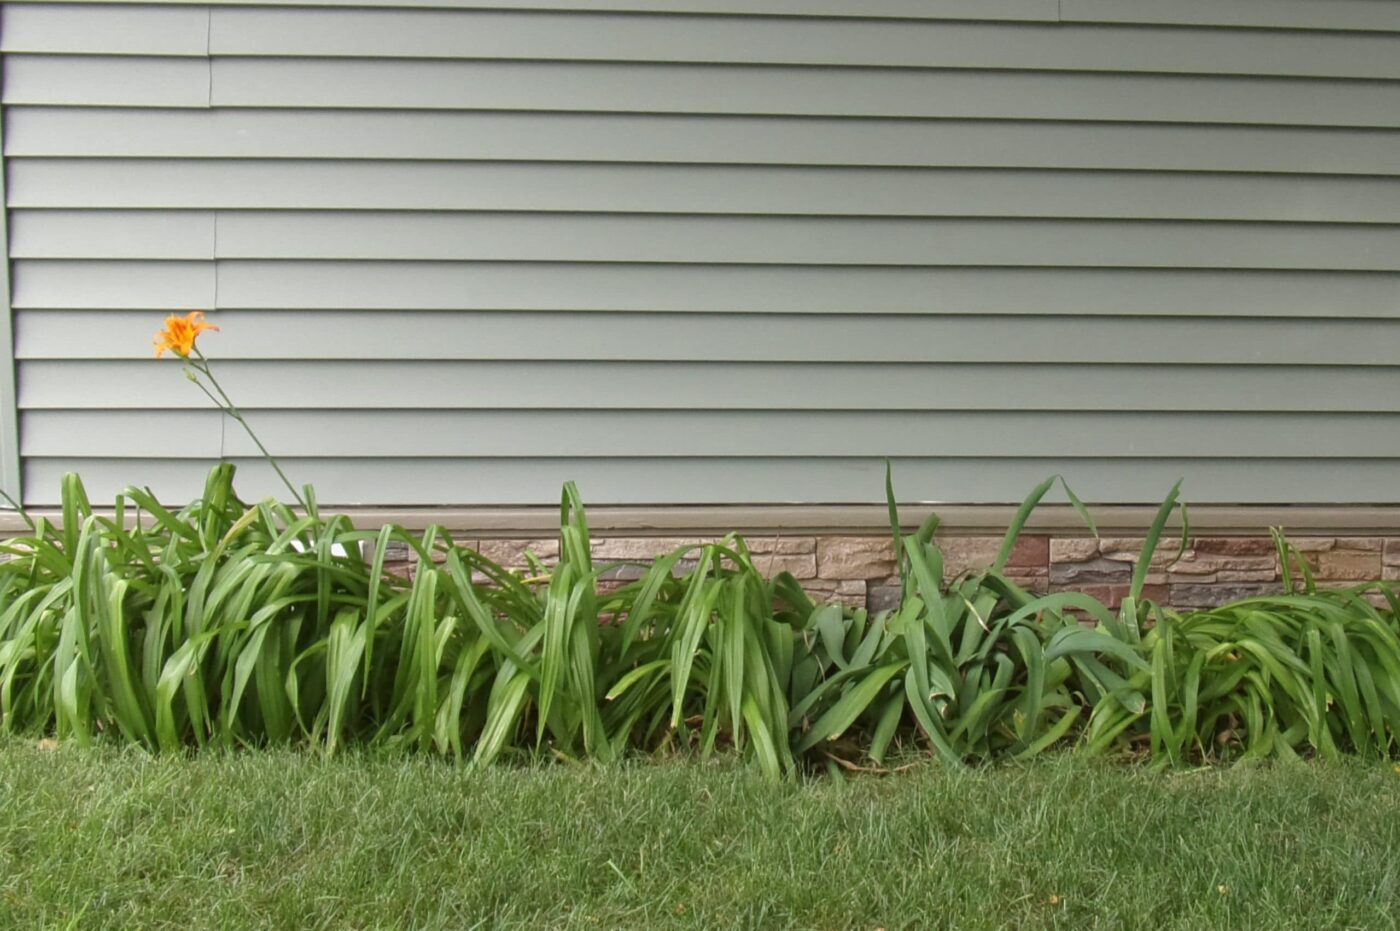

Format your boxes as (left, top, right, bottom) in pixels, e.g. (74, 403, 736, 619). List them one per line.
(209, 10, 1400, 79)
(15, 261, 1398, 319)
(208, 60, 1400, 127)
(21, 457, 1400, 507)
(9, 211, 214, 259)
(0, 4, 209, 56)
(0, 1, 1062, 21)
(12, 110, 1400, 176)
(19, 361, 1400, 412)
(14, 161, 1400, 223)
(17, 310, 1400, 366)
(9, 261, 215, 309)
(2, 55, 208, 107)
(17, 0, 1396, 30)
(211, 262, 1400, 318)
(202, 213, 1400, 268)
(1061, 0, 1400, 33)
(25, 411, 225, 458)
(24, 410, 1400, 460)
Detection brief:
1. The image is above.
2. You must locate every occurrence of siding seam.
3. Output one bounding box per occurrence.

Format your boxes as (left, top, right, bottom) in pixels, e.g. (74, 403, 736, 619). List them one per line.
(0, 43, 23, 502)
(212, 212, 220, 308)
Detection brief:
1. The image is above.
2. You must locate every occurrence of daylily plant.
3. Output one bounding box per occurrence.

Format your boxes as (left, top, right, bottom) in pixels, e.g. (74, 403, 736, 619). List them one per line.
(153, 311, 308, 510)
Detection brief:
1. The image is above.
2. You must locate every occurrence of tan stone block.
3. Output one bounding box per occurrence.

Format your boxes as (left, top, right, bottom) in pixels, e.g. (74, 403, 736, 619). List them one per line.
(383, 561, 416, 580)
(1163, 554, 1218, 576)
(1314, 548, 1382, 581)
(1216, 569, 1279, 583)
(746, 536, 817, 556)
(1098, 537, 1187, 570)
(1168, 553, 1276, 576)
(804, 578, 868, 609)
(1384, 566, 1400, 582)
(1277, 550, 1321, 574)
(938, 537, 1001, 577)
(591, 536, 703, 561)
(1050, 538, 1100, 563)
(1173, 573, 1217, 585)
(476, 538, 559, 566)
(756, 552, 818, 580)
(1385, 540, 1400, 568)
(817, 536, 896, 580)
(1283, 537, 1336, 553)
(597, 564, 647, 583)
(1335, 537, 1383, 552)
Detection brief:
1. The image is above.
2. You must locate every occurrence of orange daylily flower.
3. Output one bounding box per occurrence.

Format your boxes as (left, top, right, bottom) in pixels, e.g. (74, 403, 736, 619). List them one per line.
(153, 311, 219, 358)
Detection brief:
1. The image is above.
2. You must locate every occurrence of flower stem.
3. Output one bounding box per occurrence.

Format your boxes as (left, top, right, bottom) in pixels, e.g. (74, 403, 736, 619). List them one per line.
(189, 349, 308, 511)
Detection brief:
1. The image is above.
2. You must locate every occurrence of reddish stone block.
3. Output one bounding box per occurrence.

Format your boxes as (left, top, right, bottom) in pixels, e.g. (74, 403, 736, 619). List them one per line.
(1382, 540, 1400, 568)
(1006, 535, 1049, 569)
(1192, 537, 1277, 557)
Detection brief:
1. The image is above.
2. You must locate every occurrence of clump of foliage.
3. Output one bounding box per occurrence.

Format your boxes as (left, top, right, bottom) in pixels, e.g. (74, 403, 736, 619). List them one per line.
(0, 466, 1396, 774)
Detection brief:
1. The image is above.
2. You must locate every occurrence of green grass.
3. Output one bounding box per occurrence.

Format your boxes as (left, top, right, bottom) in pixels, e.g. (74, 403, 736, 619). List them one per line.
(4, 744, 1400, 930)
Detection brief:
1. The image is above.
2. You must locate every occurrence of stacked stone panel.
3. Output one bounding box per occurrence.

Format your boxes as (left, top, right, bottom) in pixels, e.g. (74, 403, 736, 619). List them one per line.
(377, 531, 1399, 612)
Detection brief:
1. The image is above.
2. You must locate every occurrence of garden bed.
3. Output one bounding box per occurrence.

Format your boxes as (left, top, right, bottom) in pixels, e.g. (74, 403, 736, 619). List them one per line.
(2, 466, 1398, 771)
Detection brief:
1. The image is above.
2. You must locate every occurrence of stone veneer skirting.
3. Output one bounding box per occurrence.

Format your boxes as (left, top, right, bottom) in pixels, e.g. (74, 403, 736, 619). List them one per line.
(384, 533, 1400, 614)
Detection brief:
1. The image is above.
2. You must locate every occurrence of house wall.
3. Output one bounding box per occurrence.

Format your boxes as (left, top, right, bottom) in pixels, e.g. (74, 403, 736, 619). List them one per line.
(2, 0, 1399, 512)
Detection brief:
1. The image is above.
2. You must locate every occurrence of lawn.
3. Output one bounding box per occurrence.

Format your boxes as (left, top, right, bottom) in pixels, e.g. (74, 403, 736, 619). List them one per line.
(3, 744, 1399, 930)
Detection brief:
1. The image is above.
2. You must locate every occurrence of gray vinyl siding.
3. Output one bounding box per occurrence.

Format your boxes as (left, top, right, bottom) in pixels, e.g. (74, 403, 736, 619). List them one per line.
(2, 1, 1399, 507)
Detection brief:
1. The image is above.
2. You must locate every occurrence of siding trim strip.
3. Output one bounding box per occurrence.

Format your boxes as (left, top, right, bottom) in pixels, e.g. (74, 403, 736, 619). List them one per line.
(1, 503, 1395, 537)
(1, 1, 1064, 24)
